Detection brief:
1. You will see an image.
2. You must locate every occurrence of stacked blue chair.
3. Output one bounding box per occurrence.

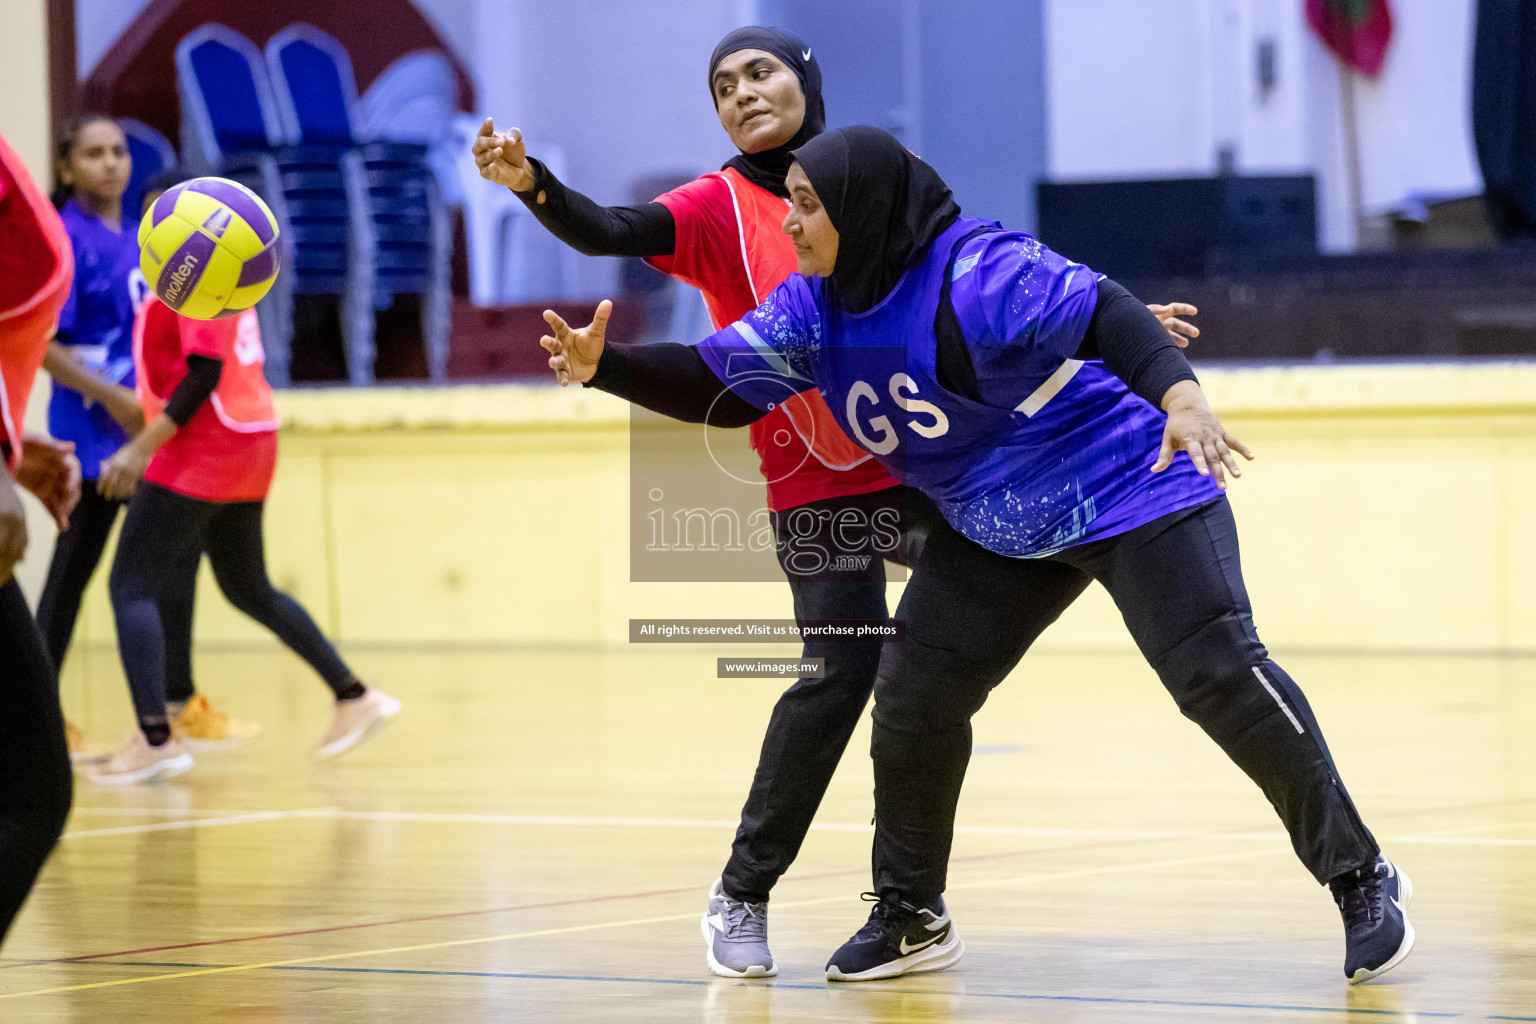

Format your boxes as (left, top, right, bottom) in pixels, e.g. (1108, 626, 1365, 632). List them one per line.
(266, 25, 450, 382)
(175, 23, 374, 385)
(358, 51, 456, 146)
(118, 119, 179, 224)
(359, 51, 462, 211)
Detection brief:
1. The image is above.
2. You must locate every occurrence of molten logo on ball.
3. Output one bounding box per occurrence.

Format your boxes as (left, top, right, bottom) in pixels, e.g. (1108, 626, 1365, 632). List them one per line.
(162, 252, 202, 309)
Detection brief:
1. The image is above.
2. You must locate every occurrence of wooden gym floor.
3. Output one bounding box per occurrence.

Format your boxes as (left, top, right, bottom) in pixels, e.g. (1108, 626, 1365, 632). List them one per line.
(1, 644, 1533, 1022)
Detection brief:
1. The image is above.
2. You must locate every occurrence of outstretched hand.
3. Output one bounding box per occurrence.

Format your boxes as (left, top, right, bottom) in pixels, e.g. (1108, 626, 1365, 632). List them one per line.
(472, 117, 536, 193)
(1152, 380, 1253, 490)
(541, 301, 613, 386)
(1147, 302, 1199, 348)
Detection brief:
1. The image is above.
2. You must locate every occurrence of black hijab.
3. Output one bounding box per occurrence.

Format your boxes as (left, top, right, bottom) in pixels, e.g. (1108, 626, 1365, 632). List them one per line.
(709, 26, 825, 199)
(791, 126, 962, 314)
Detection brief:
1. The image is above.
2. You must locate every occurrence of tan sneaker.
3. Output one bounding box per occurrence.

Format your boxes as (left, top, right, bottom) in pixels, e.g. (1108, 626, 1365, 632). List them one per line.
(315, 687, 401, 760)
(171, 695, 264, 749)
(88, 733, 194, 786)
(66, 720, 111, 766)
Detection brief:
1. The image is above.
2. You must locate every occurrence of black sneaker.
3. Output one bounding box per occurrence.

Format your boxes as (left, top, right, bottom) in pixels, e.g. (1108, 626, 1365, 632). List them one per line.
(824, 892, 964, 982)
(1329, 855, 1416, 984)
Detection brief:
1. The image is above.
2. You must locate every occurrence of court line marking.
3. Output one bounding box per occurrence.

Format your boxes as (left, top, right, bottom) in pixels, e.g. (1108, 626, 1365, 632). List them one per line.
(60, 807, 1536, 846)
(0, 846, 1294, 1001)
(60, 810, 337, 840)
(70, 962, 1509, 1021)
(17, 830, 1203, 969)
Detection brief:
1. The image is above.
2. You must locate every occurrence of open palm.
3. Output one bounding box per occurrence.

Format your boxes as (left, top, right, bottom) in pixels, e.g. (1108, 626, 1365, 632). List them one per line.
(540, 301, 612, 386)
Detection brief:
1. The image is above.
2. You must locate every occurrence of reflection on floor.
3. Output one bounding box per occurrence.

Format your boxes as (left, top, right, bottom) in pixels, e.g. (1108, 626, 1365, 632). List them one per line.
(4, 646, 1534, 1023)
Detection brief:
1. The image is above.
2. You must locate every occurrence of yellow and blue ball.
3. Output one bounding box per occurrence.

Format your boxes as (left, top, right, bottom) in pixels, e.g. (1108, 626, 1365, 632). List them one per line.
(138, 177, 281, 320)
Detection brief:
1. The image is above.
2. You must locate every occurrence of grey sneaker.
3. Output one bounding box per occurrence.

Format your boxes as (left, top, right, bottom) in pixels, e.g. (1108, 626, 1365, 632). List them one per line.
(700, 877, 776, 978)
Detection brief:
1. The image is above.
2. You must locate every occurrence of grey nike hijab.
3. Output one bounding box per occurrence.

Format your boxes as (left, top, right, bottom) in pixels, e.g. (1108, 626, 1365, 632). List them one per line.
(708, 26, 826, 199)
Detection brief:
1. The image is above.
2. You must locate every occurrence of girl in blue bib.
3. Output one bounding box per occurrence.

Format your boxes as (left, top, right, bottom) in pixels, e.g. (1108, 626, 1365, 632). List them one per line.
(541, 126, 1412, 987)
(36, 116, 146, 714)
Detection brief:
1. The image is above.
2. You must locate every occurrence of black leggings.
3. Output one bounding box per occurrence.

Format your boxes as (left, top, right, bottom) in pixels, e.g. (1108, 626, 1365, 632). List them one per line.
(871, 499, 1379, 905)
(721, 486, 940, 903)
(36, 484, 122, 673)
(109, 482, 354, 730)
(0, 580, 73, 946)
(35, 486, 199, 703)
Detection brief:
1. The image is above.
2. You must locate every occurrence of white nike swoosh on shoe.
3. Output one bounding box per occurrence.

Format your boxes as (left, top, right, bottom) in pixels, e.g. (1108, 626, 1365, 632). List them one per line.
(1390, 893, 1404, 912)
(707, 912, 724, 933)
(899, 933, 942, 955)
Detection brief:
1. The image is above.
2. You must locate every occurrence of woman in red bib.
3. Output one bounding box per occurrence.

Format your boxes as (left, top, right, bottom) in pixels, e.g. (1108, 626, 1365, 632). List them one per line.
(87, 297, 400, 784)
(477, 30, 910, 979)
(0, 129, 81, 945)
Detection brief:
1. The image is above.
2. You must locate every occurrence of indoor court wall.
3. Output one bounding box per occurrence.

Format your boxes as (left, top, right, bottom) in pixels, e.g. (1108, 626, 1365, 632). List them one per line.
(0, 0, 52, 183)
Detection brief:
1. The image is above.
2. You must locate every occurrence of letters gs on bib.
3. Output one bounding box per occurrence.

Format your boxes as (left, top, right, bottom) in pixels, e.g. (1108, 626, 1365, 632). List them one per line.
(843, 374, 949, 456)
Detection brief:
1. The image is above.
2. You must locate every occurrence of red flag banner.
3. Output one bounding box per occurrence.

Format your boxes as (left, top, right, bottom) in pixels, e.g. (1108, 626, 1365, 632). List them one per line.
(1306, 0, 1394, 77)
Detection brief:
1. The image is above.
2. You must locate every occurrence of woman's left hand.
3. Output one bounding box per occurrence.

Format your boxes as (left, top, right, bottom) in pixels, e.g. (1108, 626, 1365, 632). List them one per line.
(17, 435, 81, 531)
(1147, 302, 1199, 348)
(1153, 380, 1253, 490)
(97, 442, 151, 501)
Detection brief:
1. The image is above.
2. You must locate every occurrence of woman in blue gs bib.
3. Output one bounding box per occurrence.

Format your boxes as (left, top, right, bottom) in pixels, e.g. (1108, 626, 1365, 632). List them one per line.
(541, 126, 1412, 988)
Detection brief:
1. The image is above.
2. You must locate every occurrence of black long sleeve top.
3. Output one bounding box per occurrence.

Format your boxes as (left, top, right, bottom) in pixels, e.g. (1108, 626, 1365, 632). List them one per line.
(163, 354, 223, 426)
(510, 158, 677, 259)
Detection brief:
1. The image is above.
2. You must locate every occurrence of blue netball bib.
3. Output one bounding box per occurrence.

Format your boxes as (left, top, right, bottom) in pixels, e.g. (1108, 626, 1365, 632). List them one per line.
(50, 200, 143, 478)
(697, 218, 1221, 557)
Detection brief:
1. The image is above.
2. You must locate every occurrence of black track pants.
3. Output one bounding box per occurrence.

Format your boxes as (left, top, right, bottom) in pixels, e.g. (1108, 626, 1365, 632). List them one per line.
(870, 499, 1379, 904)
(720, 486, 939, 903)
(0, 580, 73, 946)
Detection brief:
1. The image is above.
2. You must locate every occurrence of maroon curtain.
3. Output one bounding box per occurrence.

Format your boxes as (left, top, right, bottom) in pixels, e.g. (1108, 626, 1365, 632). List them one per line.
(82, 0, 476, 146)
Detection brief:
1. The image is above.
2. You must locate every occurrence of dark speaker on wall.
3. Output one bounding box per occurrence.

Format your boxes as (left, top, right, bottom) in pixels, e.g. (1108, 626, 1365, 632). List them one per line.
(1035, 175, 1317, 279)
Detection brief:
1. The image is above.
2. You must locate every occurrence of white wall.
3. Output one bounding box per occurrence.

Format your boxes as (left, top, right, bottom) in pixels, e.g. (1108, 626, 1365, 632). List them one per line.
(1044, 0, 1483, 251)
(5, 0, 54, 182)
(465, 0, 756, 296)
(1045, 0, 1219, 180)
